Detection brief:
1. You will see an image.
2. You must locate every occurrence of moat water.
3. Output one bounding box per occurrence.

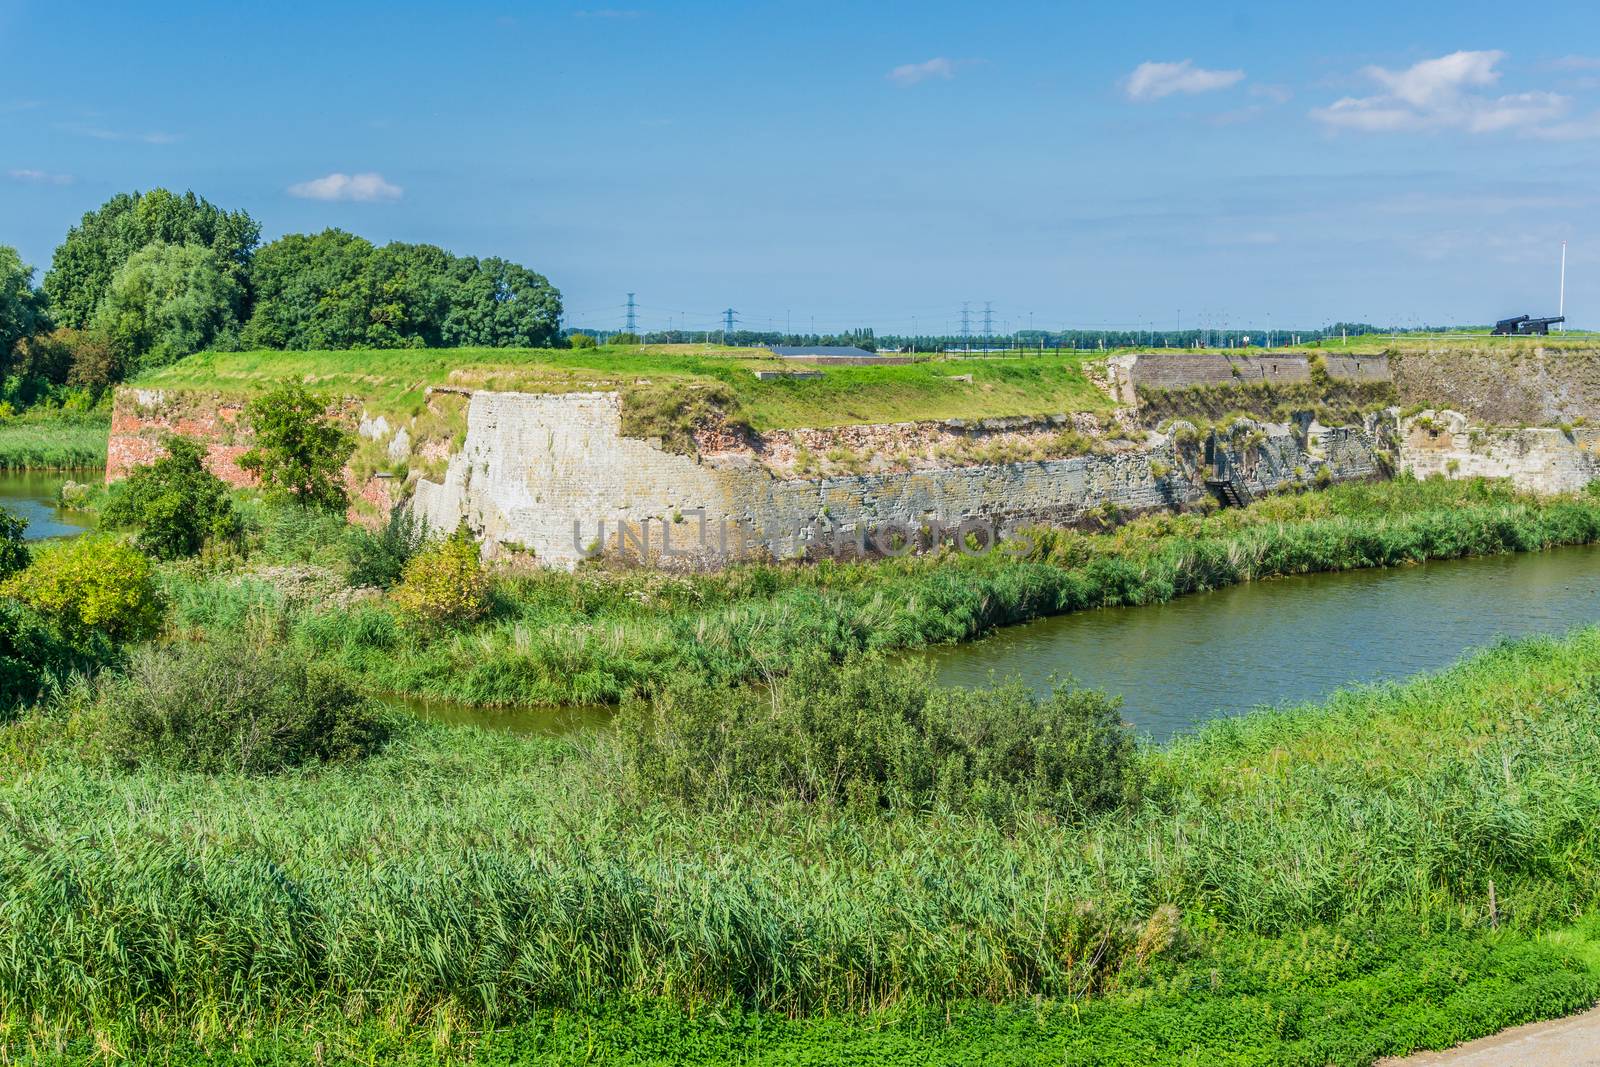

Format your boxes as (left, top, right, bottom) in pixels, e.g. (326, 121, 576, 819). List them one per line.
(8, 469, 1599, 741)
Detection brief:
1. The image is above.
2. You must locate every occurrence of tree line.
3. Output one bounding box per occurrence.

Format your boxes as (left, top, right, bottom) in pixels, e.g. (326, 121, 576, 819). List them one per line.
(0, 188, 563, 407)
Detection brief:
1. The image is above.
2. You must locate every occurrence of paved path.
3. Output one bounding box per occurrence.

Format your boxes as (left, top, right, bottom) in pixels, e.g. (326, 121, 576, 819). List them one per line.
(1377, 1005, 1600, 1065)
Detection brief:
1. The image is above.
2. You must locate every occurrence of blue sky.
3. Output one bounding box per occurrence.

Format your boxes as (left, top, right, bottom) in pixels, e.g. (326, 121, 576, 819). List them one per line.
(5, 1, 1600, 333)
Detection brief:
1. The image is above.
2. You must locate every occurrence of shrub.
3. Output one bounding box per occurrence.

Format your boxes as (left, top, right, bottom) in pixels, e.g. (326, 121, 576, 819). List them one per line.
(100, 434, 241, 559)
(102, 639, 391, 774)
(238, 382, 354, 510)
(611, 651, 1143, 821)
(2, 536, 160, 641)
(0, 507, 26, 579)
(0, 598, 116, 713)
(568, 331, 598, 349)
(390, 524, 490, 630)
(347, 507, 426, 589)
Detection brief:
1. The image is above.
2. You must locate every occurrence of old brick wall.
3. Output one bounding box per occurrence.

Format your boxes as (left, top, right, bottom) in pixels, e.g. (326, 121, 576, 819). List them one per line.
(1105, 352, 1392, 406)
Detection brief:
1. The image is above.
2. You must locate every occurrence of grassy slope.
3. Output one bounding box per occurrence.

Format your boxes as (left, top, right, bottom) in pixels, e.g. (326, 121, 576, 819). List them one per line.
(8, 631, 1600, 1063)
(129, 346, 1113, 430)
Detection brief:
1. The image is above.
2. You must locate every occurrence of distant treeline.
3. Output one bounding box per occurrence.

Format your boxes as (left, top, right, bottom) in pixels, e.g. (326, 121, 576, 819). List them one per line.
(1, 188, 562, 407)
(579, 321, 1450, 352)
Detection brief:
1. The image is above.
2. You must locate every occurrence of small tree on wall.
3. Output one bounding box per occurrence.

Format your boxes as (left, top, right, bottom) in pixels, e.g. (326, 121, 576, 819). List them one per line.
(239, 382, 354, 510)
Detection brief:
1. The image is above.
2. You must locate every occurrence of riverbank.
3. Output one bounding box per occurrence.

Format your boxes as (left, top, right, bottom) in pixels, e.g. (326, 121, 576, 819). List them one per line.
(164, 477, 1600, 707)
(7, 629, 1600, 1063)
(0, 409, 108, 470)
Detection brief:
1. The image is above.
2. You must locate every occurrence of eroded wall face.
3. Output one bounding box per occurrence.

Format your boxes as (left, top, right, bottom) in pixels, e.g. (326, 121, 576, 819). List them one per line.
(1398, 411, 1600, 493)
(411, 390, 1390, 566)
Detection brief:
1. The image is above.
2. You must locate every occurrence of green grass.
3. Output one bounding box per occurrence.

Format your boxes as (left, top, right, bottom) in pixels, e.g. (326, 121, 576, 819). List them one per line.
(0, 410, 108, 470)
(129, 345, 1113, 430)
(8, 630, 1600, 1062)
(166, 478, 1600, 707)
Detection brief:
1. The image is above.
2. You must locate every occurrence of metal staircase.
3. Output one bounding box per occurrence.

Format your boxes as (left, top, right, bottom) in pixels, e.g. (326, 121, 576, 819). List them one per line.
(1204, 435, 1254, 509)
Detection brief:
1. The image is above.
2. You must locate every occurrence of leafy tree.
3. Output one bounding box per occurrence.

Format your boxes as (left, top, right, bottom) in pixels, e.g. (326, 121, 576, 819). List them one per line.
(441, 256, 562, 347)
(90, 242, 242, 369)
(0, 508, 27, 579)
(240, 229, 377, 350)
(0, 246, 47, 391)
(390, 523, 489, 630)
(238, 383, 354, 510)
(2, 536, 161, 642)
(43, 188, 259, 330)
(242, 231, 563, 351)
(567, 331, 598, 349)
(101, 435, 242, 559)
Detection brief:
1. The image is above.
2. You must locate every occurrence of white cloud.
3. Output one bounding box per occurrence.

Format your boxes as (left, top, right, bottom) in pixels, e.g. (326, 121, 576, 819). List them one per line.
(1124, 60, 1245, 102)
(7, 168, 73, 185)
(65, 124, 180, 144)
(287, 172, 403, 202)
(1312, 50, 1569, 134)
(887, 57, 957, 87)
(1548, 55, 1600, 71)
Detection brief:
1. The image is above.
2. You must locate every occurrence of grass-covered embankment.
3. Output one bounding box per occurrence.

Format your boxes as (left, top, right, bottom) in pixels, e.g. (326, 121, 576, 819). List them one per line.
(7, 630, 1600, 1063)
(130, 344, 1113, 430)
(167, 478, 1600, 707)
(0, 409, 108, 470)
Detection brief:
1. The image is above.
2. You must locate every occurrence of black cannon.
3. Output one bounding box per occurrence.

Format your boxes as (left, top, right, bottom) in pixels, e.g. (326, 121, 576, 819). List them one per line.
(1492, 314, 1565, 336)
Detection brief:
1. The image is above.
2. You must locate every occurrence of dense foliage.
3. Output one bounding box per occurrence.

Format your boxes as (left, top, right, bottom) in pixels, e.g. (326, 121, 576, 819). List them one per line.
(241, 229, 561, 350)
(42, 188, 258, 331)
(90, 241, 242, 369)
(238, 382, 354, 509)
(615, 650, 1141, 820)
(0, 246, 47, 375)
(1, 535, 160, 641)
(100, 435, 242, 558)
(2, 189, 565, 413)
(102, 639, 391, 775)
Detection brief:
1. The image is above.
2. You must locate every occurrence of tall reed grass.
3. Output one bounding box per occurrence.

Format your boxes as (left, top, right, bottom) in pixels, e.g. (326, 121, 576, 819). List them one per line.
(166, 478, 1600, 706)
(3, 630, 1600, 1043)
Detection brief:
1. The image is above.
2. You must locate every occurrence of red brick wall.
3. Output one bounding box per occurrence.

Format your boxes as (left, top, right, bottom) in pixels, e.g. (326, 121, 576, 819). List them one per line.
(107, 387, 395, 524)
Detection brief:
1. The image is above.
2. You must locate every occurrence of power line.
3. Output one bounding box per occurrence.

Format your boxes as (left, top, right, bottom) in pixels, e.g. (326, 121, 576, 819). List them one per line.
(982, 301, 994, 352)
(624, 292, 637, 333)
(722, 307, 738, 344)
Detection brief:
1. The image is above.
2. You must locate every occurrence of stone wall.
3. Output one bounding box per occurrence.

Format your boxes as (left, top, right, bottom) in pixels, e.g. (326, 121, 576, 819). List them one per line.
(1106, 352, 1392, 405)
(412, 390, 1390, 567)
(1398, 409, 1600, 493)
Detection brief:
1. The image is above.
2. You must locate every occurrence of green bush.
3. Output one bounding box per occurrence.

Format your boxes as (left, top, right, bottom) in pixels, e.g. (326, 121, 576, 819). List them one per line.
(238, 382, 354, 510)
(567, 331, 598, 349)
(347, 506, 426, 588)
(102, 639, 391, 775)
(390, 524, 489, 630)
(100, 434, 241, 559)
(2, 535, 160, 641)
(611, 650, 1143, 820)
(0, 598, 116, 713)
(0, 507, 27, 579)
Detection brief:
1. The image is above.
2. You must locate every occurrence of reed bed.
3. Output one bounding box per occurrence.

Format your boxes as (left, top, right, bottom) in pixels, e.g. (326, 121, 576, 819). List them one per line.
(164, 478, 1600, 707)
(4, 630, 1600, 1054)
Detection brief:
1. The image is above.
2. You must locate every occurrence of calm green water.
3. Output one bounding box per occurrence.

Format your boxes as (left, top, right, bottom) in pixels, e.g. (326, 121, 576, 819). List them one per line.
(0, 469, 97, 540)
(923, 543, 1600, 742)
